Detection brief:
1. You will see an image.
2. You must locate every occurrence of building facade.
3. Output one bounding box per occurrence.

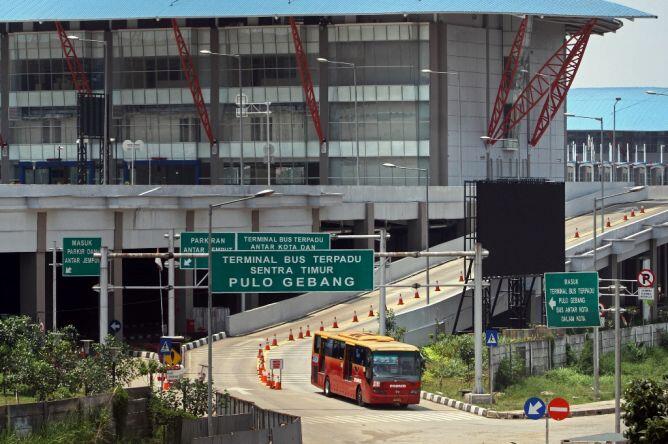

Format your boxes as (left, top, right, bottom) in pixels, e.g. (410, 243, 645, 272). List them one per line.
(0, 1, 651, 186)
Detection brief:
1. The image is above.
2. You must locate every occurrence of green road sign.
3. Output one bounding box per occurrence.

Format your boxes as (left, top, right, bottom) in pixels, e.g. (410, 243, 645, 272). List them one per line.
(545, 272, 599, 328)
(236, 232, 330, 251)
(62, 237, 101, 277)
(179, 232, 235, 269)
(211, 250, 374, 293)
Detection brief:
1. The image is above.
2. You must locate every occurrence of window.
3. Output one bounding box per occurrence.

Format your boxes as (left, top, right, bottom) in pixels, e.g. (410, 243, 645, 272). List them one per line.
(351, 346, 369, 366)
(324, 338, 334, 357)
(313, 335, 321, 354)
(332, 340, 345, 360)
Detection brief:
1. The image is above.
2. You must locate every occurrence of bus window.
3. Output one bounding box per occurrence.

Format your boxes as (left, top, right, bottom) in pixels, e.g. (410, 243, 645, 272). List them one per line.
(332, 340, 345, 359)
(324, 338, 334, 357)
(351, 346, 368, 366)
(372, 351, 420, 382)
(313, 335, 321, 354)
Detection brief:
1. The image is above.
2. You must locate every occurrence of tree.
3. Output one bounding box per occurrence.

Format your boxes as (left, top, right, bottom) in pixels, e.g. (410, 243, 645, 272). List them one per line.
(623, 377, 668, 443)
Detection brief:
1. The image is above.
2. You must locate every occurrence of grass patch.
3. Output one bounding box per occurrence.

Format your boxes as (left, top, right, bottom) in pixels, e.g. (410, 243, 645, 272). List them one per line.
(423, 340, 668, 411)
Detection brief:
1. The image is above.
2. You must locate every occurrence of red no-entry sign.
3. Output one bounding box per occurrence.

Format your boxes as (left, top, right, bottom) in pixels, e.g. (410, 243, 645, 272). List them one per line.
(547, 397, 570, 421)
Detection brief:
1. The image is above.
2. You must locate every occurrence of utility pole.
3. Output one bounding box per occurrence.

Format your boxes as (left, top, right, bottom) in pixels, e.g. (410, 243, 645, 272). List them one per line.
(52, 241, 57, 331)
(166, 229, 176, 336)
(379, 228, 387, 336)
(473, 242, 483, 394)
(99, 246, 109, 344)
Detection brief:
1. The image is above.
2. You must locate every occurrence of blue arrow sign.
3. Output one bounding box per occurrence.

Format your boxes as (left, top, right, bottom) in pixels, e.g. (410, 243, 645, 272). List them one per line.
(485, 329, 499, 347)
(524, 397, 546, 420)
(109, 319, 122, 334)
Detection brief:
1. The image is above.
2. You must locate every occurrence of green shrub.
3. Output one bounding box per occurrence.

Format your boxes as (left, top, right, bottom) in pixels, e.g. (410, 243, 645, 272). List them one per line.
(495, 352, 526, 391)
(575, 339, 594, 374)
(623, 378, 668, 443)
(643, 417, 668, 443)
(623, 342, 648, 362)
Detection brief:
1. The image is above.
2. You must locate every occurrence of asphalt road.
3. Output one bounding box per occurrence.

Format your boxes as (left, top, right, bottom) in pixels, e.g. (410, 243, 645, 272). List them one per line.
(182, 201, 665, 443)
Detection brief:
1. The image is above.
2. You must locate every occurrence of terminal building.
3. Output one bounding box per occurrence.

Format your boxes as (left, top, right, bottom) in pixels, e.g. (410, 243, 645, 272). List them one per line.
(567, 87, 668, 185)
(0, 1, 657, 340)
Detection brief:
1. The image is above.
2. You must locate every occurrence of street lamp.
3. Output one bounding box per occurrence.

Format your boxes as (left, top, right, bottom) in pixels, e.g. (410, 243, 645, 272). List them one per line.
(565, 112, 605, 228)
(422, 69, 462, 185)
(646, 90, 668, 97)
(200, 49, 244, 184)
(613, 97, 622, 179)
(591, 185, 644, 418)
(318, 57, 360, 185)
(382, 162, 431, 305)
(206, 189, 274, 436)
(68, 34, 110, 185)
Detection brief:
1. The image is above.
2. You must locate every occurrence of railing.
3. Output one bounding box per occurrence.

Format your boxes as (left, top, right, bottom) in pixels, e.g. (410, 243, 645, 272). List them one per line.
(215, 390, 301, 430)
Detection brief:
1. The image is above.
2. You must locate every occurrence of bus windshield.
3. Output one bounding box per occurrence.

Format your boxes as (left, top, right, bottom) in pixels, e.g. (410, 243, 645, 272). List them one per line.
(371, 351, 420, 382)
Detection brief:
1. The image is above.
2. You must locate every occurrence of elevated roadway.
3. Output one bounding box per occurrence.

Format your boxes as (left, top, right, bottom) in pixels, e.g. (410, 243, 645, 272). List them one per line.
(184, 199, 668, 443)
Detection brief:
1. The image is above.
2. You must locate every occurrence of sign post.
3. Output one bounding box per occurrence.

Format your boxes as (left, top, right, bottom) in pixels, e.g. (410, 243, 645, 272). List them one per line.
(210, 250, 374, 293)
(637, 268, 655, 302)
(62, 237, 101, 276)
(544, 272, 600, 328)
(485, 329, 498, 398)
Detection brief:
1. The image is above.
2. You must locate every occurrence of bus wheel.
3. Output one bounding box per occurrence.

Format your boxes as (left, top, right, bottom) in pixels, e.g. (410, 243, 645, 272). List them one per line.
(356, 387, 365, 407)
(324, 377, 332, 397)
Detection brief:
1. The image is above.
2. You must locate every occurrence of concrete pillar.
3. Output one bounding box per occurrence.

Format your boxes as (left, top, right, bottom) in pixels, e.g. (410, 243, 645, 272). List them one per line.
(318, 23, 330, 184)
(0, 29, 12, 183)
(407, 202, 428, 251)
(353, 202, 375, 250)
(112, 211, 123, 338)
(209, 26, 223, 184)
(104, 28, 115, 183)
(312, 208, 321, 233)
(251, 209, 260, 232)
(428, 20, 448, 186)
(34, 212, 47, 324)
(183, 210, 195, 334)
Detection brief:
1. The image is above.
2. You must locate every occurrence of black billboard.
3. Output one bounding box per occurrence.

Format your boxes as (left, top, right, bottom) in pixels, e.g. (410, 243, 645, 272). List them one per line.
(476, 180, 565, 278)
(78, 94, 105, 138)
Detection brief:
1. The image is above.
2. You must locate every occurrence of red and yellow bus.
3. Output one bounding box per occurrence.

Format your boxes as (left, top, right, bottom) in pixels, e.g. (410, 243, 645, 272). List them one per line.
(311, 331, 422, 407)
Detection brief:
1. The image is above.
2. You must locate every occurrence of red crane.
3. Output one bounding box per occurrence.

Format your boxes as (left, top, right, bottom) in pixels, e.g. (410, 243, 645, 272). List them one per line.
(486, 16, 528, 140)
(171, 19, 215, 146)
(488, 20, 596, 146)
(55, 21, 93, 96)
(289, 17, 326, 146)
(529, 22, 596, 146)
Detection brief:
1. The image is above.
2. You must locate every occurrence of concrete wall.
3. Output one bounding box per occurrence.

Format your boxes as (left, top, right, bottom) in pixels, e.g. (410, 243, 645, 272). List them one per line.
(490, 322, 668, 377)
(564, 181, 643, 218)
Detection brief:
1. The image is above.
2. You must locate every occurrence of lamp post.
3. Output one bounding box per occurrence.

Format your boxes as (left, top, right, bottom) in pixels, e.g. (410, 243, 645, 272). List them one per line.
(200, 50, 244, 184)
(613, 97, 622, 180)
(318, 57, 360, 185)
(68, 35, 109, 185)
(206, 189, 274, 436)
(422, 69, 462, 184)
(592, 185, 644, 404)
(382, 162, 431, 304)
(565, 112, 605, 229)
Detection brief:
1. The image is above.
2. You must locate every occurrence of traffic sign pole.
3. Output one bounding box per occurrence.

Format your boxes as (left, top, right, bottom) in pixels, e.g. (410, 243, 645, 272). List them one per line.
(52, 240, 57, 331)
(167, 229, 175, 336)
(474, 242, 483, 394)
(99, 246, 109, 345)
(379, 228, 387, 336)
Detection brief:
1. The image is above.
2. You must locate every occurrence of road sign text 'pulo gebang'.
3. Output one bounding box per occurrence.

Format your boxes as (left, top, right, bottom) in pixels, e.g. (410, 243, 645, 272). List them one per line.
(211, 250, 374, 293)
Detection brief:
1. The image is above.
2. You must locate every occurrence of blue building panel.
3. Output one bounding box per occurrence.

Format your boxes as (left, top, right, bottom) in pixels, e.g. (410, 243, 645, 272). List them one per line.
(567, 88, 668, 132)
(0, 0, 654, 22)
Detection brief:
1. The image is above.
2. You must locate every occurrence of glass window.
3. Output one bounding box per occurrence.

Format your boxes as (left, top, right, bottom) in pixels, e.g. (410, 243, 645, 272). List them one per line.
(371, 351, 420, 382)
(324, 338, 334, 357)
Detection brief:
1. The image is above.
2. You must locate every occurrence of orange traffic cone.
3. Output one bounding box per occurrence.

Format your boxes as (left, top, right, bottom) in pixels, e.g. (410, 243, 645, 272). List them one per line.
(435, 281, 441, 292)
(265, 338, 270, 351)
(288, 329, 295, 341)
(624, 214, 628, 221)
(631, 209, 636, 217)
(397, 294, 404, 305)
(258, 344, 264, 358)
(352, 310, 359, 322)
(267, 372, 273, 388)
(574, 228, 580, 239)
(368, 305, 375, 317)
(319, 321, 324, 331)
(305, 325, 311, 337)
(272, 334, 278, 347)
(163, 381, 171, 391)
(261, 369, 267, 384)
(258, 361, 264, 376)
(641, 205, 645, 214)
(606, 218, 611, 228)
(274, 373, 281, 390)
(459, 273, 464, 282)
(298, 326, 304, 339)
(332, 317, 339, 328)
(414, 289, 420, 299)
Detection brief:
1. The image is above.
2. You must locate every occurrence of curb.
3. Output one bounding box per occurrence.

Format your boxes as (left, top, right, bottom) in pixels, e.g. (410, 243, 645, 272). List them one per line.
(131, 350, 158, 360)
(420, 391, 488, 417)
(421, 390, 616, 419)
(181, 332, 226, 352)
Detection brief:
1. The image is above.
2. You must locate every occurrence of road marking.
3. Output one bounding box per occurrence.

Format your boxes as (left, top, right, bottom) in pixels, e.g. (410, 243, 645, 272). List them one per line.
(301, 410, 483, 425)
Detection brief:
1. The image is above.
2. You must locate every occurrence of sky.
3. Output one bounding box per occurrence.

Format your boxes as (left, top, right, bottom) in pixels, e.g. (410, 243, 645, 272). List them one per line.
(573, 0, 668, 88)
